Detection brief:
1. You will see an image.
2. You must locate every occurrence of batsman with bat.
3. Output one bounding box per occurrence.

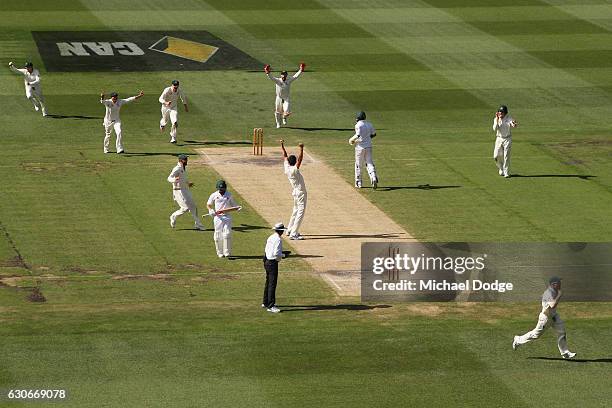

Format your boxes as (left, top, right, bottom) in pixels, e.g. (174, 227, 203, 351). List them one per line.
(207, 180, 240, 258)
(264, 62, 305, 128)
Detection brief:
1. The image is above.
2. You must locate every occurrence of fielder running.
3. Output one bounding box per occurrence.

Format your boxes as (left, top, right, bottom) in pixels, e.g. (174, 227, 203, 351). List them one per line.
(349, 111, 379, 189)
(168, 154, 205, 231)
(264, 63, 305, 128)
(512, 277, 577, 359)
(280, 140, 307, 240)
(492, 105, 518, 178)
(207, 180, 240, 258)
(100, 90, 144, 154)
(159, 80, 188, 144)
(8, 61, 47, 116)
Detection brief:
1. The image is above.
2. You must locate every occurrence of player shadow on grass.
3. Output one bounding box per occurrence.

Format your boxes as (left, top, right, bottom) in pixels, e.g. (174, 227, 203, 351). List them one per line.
(284, 126, 356, 132)
(276, 304, 391, 312)
(374, 184, 462, 191)
(527, 357, 612, 363)
(228, 251, 323, 260)
(122, 152, 185, 157)
(510, 174, 595, 180)
(181, 140, 251, 146)
(46, 114, 102, 120)
(305, 233, 403, 240)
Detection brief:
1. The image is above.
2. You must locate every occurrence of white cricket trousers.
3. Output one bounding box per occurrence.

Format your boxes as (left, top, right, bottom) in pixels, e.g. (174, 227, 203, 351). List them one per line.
(171, 189, 203, 228)
(104, 121, 124, 153)
(26, 85, 47, 115)
(274, 96, 291, 127)
(355, 146, 378, 185)
(493, 136, 512, 176)
(213, 215, 232, 257)
(160, 106, 179, 142)
(515, 312, 570, 356)
(287, 191, 306, 237)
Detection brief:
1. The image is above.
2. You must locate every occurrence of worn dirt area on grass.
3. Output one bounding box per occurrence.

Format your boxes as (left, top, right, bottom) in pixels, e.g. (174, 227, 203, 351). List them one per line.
(196, 147, 416, 296)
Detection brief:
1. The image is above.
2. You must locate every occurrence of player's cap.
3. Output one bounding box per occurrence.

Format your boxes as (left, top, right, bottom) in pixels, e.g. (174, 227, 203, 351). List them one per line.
(172, 80, 179, 86)
(356, 111, 366, 121)
(216, 180, 227, 190)
(549, 276, 562, 284)
(280, 71, 288, 76)
(272, 222, 286, 231)
(110, 92, 118, 97)
(497, 105, 508, 114)
(24, 61, 33, 67)
(178, 154, 188, 161)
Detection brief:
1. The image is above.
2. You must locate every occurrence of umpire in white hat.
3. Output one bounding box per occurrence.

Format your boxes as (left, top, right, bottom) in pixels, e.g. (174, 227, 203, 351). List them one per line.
(262, 222, 286, 313)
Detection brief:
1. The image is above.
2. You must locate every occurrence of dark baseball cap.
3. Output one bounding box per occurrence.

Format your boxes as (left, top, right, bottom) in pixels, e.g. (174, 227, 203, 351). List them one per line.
(549, 276, 562, 284)
(178, 154, 188, 161)
(110, 92, 118, 97)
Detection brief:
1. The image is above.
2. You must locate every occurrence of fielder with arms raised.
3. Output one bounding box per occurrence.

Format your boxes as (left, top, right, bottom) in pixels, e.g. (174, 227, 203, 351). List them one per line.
(264, 63, 305, 128)
(349, 111, 379, 189)
(100, 90, 143, 154)
(512, 276, 577, 359)
(8, 61, 47, 116)
(280, 140, 307, 240)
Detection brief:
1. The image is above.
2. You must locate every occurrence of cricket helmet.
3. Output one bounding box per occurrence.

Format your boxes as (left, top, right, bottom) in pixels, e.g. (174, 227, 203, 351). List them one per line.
(356, 111, 366, 121)
(172, 80, 179, 86)
(216, 180, 227, 190)
(110, 92, 118, 97)
(25, 61, 33, 68)
(497, 105, 508, 114)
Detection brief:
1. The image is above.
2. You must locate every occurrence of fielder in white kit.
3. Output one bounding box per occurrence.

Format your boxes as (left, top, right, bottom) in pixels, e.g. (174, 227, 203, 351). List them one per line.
(512, 276, 577, 359)
(8, 61, 47, 116)
(280, 140, 306, 240)
(492, 105, 518, 178)
(264, 63, 305, 128)
(168, 154, 205, 230)
(349, 111, 379, 189)
(159, 80, 188, 144)
(207, 180, 240, 258)
(100, 90, 143, 154)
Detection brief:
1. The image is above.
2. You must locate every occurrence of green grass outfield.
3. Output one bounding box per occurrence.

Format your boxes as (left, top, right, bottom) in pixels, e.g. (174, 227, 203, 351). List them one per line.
(1, 0, 611, 406)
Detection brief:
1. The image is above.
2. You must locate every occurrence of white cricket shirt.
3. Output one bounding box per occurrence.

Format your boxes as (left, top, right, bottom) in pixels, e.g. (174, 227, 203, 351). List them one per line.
(354, 120, 376, 149)
(493, 115, 514, 138)
(267, 70, 302, 100)
(265, 233, 283, 261)
(284, 161, 306, 194)
(101, 97, 135, 125)
(159, 86, 186, 109)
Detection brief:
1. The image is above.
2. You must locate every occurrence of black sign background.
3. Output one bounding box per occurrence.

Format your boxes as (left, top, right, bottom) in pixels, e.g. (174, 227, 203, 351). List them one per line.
(32, 31, 262, 72)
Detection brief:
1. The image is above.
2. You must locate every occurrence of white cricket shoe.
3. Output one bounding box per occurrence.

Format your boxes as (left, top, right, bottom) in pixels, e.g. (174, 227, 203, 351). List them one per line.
(355, 181, 362, 188)
(504, 173, 511, 178)
(276, 124, 281, 129)
(499, 169, 504, 176)
(34, 105, 40, 112)
(267, 306, 281, 313)
(290, 233, 304, 240)
(170, 216, 176, 228)
(195, 225, 206, 230)
(512, 336, 519, 350)
(562, 351, 576, 359)
(282, 117, 287, 125)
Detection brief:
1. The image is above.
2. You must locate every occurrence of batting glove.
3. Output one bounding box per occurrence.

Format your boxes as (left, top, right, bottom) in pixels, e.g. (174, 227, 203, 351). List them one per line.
(264, 64, 271, 74)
